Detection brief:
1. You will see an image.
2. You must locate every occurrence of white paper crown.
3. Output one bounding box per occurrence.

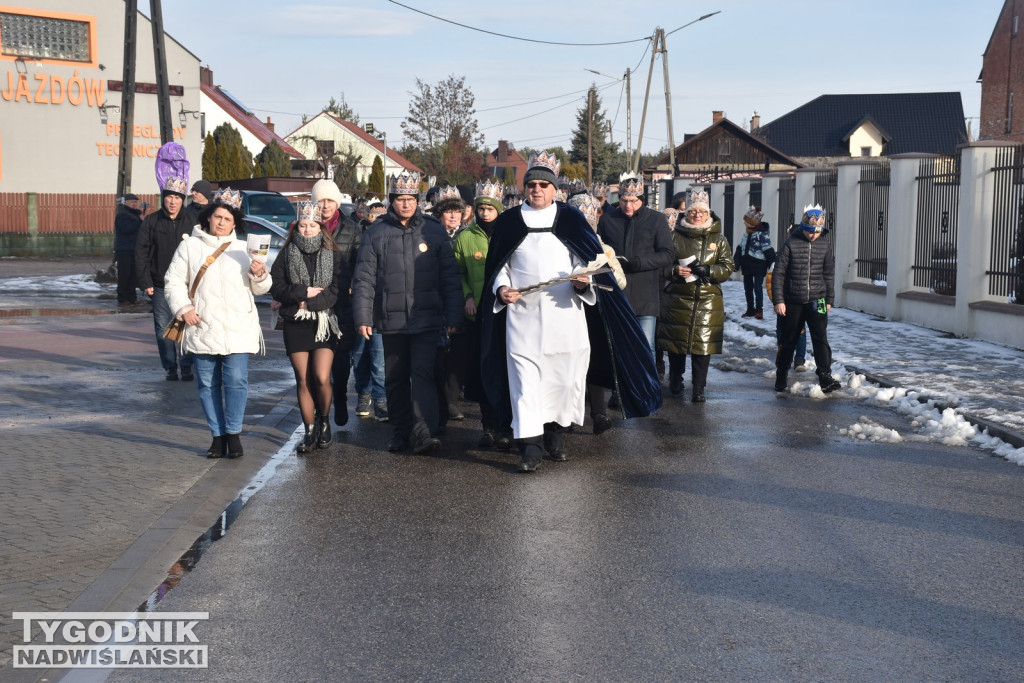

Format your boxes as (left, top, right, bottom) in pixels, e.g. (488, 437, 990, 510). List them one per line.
(663, 207, 679, 229)
(163, 176, 188, 196)
(801, 203, 826, 230)
(744, 205, 764, 226)
(618, 173, 643, 198)
(568, 178, 587, 195)
(555, 189, 568, 202)
(389, 172, 420, 196)
(438, 185, 460, 200)
(476, 180, 503, 201)
(368, 204, 387, 219)
(527, 150, 561, 176)
(591, 181, 610, 196)
(213, 187, 242, 210)
(687, 188, 710, 210)
(296, 200, 321, 222)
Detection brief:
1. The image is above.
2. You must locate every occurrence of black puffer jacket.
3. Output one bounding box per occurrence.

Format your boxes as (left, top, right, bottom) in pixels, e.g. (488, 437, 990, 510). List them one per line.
(771, 227, 834, 305)
(134, 207, 192, 290)
(352, 207, 462, 334)
(597, 204, 676, 317)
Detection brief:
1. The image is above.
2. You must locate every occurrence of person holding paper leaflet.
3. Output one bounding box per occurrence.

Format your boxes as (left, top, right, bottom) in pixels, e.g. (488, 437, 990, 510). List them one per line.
(657, 188, 735, 403)
(164, 188, 272, 459)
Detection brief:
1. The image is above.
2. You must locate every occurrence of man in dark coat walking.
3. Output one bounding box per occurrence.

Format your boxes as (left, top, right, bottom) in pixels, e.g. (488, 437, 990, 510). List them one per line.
(352, 172, 463, 454)
(114, 194, 144, 306)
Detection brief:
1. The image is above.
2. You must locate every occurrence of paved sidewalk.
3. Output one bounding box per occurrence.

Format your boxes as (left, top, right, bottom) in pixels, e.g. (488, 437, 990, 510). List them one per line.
(0, 259, 299, 674)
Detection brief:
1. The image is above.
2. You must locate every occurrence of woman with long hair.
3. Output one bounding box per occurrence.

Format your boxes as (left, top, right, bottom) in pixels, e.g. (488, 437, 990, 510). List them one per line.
(270, 201, 346, 453)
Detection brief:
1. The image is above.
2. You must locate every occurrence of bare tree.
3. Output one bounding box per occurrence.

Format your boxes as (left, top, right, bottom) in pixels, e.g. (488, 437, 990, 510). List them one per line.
(401, 75, 485, 183)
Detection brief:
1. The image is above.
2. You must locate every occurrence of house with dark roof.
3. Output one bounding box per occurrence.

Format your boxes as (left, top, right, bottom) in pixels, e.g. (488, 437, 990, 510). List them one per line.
(199, 66, 303, 163)
(978, 0, 1024, 142)
(486, 141, 529, 185)
(284, 113, 421, 184)
(644, 112, 803, 180)
(753, 93, 968, 165)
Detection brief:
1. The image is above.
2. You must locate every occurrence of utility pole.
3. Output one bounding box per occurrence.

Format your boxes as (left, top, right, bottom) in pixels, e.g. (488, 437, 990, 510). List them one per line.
(658, 29, 678, 176)
(625, 68, 632, 166)
(632, 31, 658, 174)
(587, 87, 594, 186)
(116, 0, 138, 196)
(149, 0, 173, 144)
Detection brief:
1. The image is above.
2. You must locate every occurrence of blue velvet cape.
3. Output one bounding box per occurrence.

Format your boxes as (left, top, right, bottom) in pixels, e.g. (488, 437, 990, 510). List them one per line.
(478, 202, 662, 428)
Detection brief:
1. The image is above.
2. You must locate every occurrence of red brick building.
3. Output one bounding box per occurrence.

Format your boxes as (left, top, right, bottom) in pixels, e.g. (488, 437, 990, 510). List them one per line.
(485, 141, 528, 186)
(979, 0, 1024, 142)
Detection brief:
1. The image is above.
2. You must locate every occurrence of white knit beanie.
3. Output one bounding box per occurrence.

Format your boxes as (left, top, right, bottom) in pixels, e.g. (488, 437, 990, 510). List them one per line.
(311, 179, 342, 205)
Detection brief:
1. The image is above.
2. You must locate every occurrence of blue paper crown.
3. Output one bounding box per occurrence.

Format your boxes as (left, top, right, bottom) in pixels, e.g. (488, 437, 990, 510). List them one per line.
(801, 203, 826, 231)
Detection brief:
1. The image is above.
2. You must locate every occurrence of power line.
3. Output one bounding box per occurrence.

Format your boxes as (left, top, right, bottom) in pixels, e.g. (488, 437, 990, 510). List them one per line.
(484, 81, 619, 129)
(388, 0, 652, 46)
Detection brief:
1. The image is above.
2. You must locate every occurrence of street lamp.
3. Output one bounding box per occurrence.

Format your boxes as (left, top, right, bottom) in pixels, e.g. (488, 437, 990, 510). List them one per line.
(586, 68, 631, 167)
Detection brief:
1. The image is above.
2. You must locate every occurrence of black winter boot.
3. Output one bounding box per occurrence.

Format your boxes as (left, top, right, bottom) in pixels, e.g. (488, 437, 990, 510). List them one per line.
(225, 433, 244, 459)
(774, 369, 788, 393)
(817, 370, 842, 393)
(316, 411, 332, 448)
(206, 435, 224, 459)
(297, 425, 316, 454)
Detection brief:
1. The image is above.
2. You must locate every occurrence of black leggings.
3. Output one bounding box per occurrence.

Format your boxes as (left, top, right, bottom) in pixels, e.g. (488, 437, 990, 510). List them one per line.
(668, 352, 711, 389)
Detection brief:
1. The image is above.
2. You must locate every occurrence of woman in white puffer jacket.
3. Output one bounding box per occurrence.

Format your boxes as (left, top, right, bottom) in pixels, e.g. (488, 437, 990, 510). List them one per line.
(164, 189, 272, 459)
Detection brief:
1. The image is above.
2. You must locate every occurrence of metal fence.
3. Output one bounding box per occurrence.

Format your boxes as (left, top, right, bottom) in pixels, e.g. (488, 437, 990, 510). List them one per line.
(722, 184, 735, 245)
(913, 156, 960, 293)
(856, 162, 891, 281)
(777, 176, 795, 247)
(814, 169, 838, 246)
(989, 145, 1024, 304)
(0, 193, 161, 234)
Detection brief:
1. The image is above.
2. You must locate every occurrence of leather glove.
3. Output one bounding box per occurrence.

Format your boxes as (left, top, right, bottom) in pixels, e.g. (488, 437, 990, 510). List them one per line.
(690, 263, 710, 280)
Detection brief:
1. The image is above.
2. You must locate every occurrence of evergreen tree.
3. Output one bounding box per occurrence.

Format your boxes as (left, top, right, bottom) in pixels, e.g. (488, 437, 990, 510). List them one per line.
(201, 133, 218, 181)
(368, 156, 385, 195)
(253, 139, 292, 178)
(502, 166, 515, 186)
(207, 123, 253, 181)
(569, 86, 621, 183)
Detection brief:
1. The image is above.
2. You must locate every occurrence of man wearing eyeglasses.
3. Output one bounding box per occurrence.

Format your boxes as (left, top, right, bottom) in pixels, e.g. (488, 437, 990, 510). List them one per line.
(478, 151, 663, 473)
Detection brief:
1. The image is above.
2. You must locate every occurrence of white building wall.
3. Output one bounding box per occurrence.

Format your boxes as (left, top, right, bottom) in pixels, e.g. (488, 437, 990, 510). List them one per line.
(848, 125, 885, 157)
(0, 1, 201, 193)
(200, 90, 266, 161)
(285, 116, 409, 182)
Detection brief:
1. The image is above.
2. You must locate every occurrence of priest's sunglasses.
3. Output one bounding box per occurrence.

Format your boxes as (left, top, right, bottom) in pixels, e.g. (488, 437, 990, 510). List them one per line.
(526, 181, 552, 189)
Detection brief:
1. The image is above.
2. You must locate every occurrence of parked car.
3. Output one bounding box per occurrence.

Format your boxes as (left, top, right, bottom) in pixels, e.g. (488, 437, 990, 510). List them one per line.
(238, 215, 290, 270)
(241, 190, 296, 230)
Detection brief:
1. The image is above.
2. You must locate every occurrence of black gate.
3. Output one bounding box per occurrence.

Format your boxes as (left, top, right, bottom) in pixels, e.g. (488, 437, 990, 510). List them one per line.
(913, 156, 960, 294)
(990, 145, 1024, 304)
(722, 184, 735, 245)
(777, 176, 795, 247)
(814, 169, 838, 246)
(856, 162, 890, 281)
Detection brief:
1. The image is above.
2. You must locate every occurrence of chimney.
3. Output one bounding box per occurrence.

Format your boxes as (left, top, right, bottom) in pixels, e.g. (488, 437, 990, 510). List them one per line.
(266, 117, 274, 133)
(200, 65, 213, 86)
(712, 110, 724, 124)
(750, 110, 761, 131)
(497, 140, 509, 162)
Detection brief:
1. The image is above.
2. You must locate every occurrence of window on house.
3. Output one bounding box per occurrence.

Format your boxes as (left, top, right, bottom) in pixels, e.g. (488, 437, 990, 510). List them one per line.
(717, 138, 731, 158)
(0, 10, 94, 64)
(860, 146, 873, 157)
(315, 140, 335, 158)
(1008, 93, 1015, 135)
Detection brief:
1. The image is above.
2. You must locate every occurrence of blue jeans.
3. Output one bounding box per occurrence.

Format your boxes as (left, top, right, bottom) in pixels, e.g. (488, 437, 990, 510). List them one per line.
(150, 288, 192, 371)
(352, 331, 386, 400)
(193, 353, 249, 436)
(637, 315, 657, 356)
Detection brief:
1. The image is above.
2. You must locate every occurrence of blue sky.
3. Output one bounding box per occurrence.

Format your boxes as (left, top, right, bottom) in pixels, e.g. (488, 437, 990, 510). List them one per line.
(163, 0, 998, 155)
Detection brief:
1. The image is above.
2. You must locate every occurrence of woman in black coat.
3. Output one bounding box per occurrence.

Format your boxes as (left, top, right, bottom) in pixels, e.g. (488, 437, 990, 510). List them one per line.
(270, 201, 346, 453)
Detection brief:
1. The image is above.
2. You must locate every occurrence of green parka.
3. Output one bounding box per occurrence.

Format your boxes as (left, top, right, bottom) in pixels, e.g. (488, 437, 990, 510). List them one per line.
(657, 217, 735, 355)
(452, 221, 491, 321)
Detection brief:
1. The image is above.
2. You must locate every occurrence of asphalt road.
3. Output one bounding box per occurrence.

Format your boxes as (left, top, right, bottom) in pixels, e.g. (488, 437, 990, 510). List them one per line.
(105, 361, 1024, 682)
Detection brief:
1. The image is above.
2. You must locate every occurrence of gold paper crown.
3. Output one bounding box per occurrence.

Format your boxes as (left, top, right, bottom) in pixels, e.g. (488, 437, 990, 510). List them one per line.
(213, 187, 242, 210)
(163, 176, 188, 195)
(591, 181, 610, 196)
(663, 207, 679, 229)
(527, 150, 561, 176)
(800, 203, 826, 231)
(568, 193, 600, 228)
(296, 200, 321, 222)
(438, 185, 460, 200)
(476, 180, 503, 201)
(388, 171, 420, 196)
(618, 173, 643, 198)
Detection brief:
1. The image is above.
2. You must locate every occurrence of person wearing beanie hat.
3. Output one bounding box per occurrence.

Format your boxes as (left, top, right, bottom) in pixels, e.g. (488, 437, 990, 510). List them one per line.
(451, 179, 512, 449)
(312, 178, 343, 207)
(352, 170, 463, 455)
(657, 187, 736, 403)
(734, 205, 775, 319)
(477, 150, 662, 472)
(771, 204, 841, 394)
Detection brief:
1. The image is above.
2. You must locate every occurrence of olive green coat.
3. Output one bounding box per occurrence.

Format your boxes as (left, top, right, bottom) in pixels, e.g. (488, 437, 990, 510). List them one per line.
(657, 218, 735, 355)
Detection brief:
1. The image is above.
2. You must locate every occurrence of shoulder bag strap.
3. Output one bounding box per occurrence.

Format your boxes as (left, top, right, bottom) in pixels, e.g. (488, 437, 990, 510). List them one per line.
(188, 242, 232, 299)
